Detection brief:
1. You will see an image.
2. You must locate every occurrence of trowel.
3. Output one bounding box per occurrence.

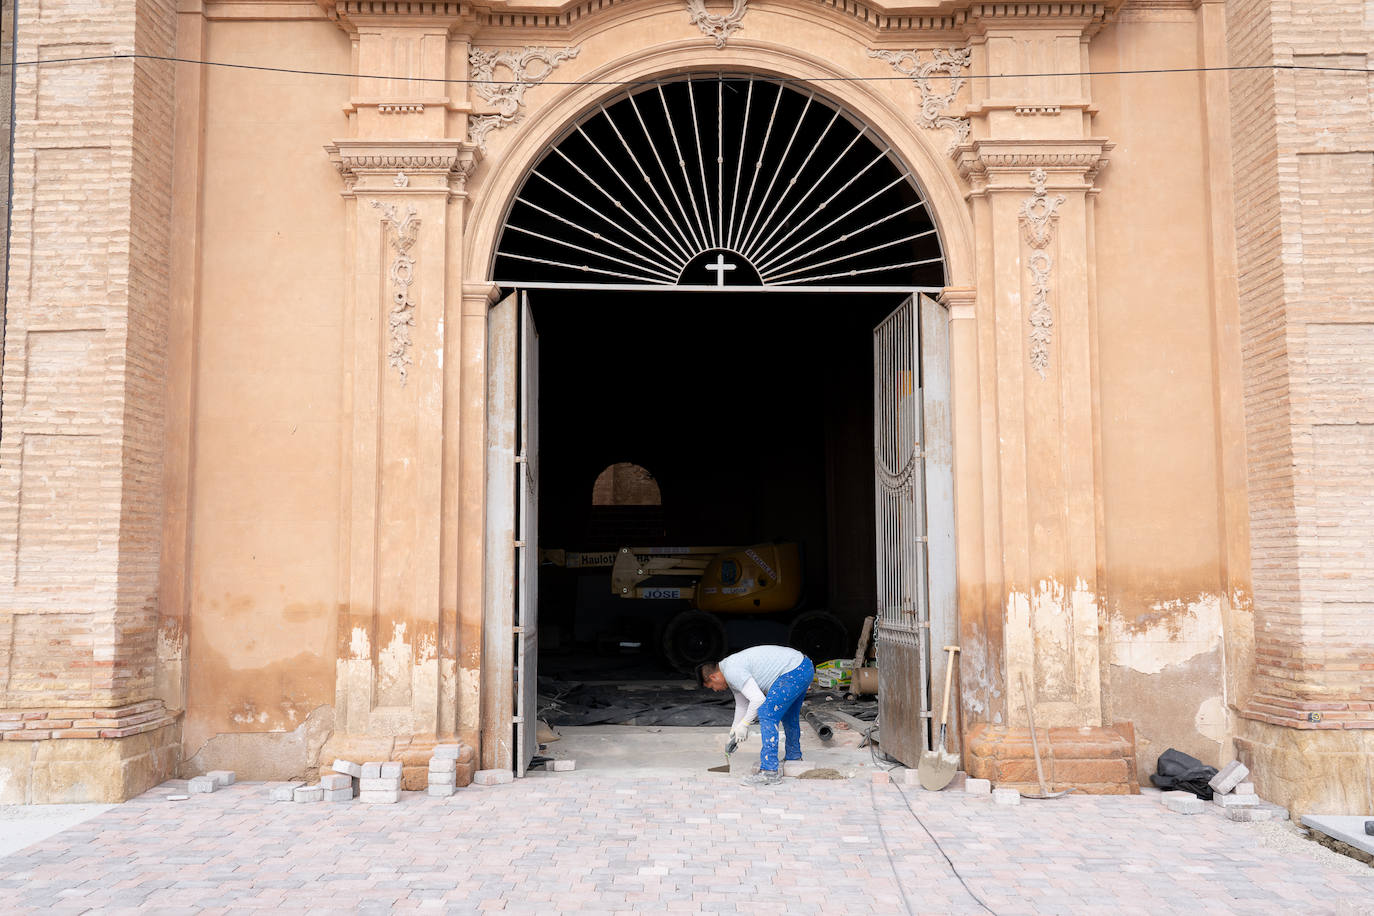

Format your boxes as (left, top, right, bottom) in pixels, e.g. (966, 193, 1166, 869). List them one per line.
(708, 735, 739, 773)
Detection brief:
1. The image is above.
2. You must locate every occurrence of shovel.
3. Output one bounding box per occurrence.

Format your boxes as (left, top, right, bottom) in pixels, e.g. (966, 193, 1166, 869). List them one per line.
(1019, 672, 1075, 800)
(918, 645, 961, 790)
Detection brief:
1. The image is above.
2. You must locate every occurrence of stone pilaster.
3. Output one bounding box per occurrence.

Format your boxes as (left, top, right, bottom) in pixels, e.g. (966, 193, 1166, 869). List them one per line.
(953, 4, 1131, 792)
(323, 1, 481, 755)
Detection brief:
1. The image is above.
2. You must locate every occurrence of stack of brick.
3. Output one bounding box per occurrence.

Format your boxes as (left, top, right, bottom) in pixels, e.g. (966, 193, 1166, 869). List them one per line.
(1207, 761, 1272, 822)
(360, 761, 403, 803)
(428, 745, 461, 797)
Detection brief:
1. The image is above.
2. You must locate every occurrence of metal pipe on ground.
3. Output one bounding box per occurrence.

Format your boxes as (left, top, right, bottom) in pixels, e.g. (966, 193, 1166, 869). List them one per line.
(801, 706, 834, 742)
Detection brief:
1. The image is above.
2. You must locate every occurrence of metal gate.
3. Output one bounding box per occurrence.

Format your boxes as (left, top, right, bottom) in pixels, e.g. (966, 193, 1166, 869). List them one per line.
(873, 293, 955, 767)
(488, 291, 540, 777)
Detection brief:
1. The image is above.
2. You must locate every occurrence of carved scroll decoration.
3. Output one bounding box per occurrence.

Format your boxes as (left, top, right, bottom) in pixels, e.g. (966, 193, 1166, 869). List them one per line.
(686, 0, 747, 48)
(868, 48, 972, 155)
(467, 46, 581, 153)
(1019, 168, 1066, 379)
(370, 201, 420, 386)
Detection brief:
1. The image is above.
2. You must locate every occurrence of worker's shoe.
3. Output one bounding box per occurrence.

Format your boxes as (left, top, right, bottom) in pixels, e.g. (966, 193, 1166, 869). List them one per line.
(740, 770, 782, 787)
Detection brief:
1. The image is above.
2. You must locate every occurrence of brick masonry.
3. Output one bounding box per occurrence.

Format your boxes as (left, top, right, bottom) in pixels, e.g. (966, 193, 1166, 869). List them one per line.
(1229, 0, 1374, 730)
(0, 0, 179, 802)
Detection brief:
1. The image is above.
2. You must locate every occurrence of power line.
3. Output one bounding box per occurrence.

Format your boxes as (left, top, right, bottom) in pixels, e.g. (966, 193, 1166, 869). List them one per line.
(0, 52, 1369, 89)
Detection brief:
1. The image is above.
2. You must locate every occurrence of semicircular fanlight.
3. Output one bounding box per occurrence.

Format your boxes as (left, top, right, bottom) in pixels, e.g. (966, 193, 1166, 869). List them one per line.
(494, 75, 946, 289)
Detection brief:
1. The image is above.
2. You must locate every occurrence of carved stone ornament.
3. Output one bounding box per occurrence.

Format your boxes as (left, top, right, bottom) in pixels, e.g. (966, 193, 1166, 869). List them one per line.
(686, 0, 747, 49)
(868, 48, 972, 155)
(370, 201, 420, 387)
(1018, 169, 1066, 379)
(467, 46, 581, 153)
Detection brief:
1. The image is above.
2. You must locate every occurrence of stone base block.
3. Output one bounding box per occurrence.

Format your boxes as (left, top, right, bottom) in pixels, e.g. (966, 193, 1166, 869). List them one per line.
(293, 786, 323, 803)
(1209, 760, 1250, 794)
(332, 759, 362, 778)
(0, 717, 181, 804)
(206, 770, 236, 787)
(361, 776, 401, 791)
(427, 784, 456, 797)
(359, 788, 401, 804)
(1226, 806, 1274, 822)
(323, 787, 353, 802)
(473, 769, 513, 786)
(1235, 719, 1374, 819)
(992, 787, 1021, 806)
(1162, 793, 1204, 814)
(965, 778, 991, 795)
(320, 773, 352, 791)
(188, 776, 217, 794)
(965, 722, 1139, 795)
(270, 782, 304, 801)
(551, 759, 576, 772)
(1212, 792, 1261, 808)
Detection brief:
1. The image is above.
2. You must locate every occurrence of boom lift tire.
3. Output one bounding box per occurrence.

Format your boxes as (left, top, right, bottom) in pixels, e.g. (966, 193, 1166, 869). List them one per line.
(663, 609, 727, 673)
(787, 610, 848, 663)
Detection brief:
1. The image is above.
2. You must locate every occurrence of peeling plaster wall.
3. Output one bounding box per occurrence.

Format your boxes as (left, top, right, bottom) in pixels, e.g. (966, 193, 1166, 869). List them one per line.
(184, 706, 334, 782)
(1107, 594, 1228, 780)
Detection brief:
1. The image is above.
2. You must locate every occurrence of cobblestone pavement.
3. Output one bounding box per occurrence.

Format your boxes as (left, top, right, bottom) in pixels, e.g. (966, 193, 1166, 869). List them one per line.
(0, 770, 1369, 915)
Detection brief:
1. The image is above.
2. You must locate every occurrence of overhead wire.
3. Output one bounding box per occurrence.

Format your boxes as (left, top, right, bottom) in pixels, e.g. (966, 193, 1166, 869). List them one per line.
(0, 52, 1369, 87)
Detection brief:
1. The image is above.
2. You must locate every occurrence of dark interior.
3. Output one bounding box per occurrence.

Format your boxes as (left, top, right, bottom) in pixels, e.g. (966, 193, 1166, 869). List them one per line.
(530, 289, 903, 682)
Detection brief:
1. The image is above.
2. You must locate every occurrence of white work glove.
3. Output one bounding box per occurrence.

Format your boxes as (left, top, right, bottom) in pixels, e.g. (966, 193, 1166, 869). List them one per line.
(730, 722, 750, 744)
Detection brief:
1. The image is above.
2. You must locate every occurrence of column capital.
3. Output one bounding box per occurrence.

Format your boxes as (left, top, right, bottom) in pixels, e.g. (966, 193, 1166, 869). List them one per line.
(326, 139, 480, 197)
(318, 0, 474, 32)
(956, 138, 1112, 194)
(939, 286, 977, 320)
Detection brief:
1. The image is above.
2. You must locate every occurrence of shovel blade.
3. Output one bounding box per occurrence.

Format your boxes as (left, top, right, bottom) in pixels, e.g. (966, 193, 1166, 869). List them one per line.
(917, 750, 957, 791)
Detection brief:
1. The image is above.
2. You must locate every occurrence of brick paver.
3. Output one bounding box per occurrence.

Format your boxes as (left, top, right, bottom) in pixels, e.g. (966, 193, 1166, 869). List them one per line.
(0, 773, 1368, 914)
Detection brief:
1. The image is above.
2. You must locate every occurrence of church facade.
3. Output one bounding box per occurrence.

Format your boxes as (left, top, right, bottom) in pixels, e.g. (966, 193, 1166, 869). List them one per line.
(0, 0, 1369, 816)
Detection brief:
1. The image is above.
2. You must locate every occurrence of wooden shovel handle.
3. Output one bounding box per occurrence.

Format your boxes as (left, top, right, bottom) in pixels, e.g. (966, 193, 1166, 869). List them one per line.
(938, 645, 960, 729)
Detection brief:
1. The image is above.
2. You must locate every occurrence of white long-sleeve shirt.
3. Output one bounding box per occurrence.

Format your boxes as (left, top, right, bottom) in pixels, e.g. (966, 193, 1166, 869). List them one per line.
(719, 645, 805, 727)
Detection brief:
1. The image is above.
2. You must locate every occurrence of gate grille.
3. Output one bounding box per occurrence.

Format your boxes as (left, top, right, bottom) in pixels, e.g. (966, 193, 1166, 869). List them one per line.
(495, 76, 945, 289)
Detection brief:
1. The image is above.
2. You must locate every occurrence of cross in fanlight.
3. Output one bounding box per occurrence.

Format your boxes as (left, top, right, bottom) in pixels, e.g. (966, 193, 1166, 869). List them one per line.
(704, 252, 736, 287)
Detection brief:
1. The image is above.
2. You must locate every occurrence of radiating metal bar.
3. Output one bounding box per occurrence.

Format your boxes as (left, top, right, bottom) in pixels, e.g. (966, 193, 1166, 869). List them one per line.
(716, 79, 725, 251)
(628, 90, 706, 254)
(767, 231, 938, 282)
(725, 79, 754, 251)
(776, 255, 944, 285)
(753, 148, 896, 268)
(514, 195, 681, 275)
(498, 250, 671, 284)
(748, 125, 873, 265)
(599, 101, 697, 261)
(687, 78, 717, 246)
(736, 91, 814, 257)
(763, 208, 934, 277)
(758, 200, 925, 276)
(529, 168, 677, 271)
(572, 124, 692, 267)
(504, 224, 680, 282)
(658, 82, 712, 253)
(739, 106, 841, 263)
(734, 82, 785, 260)
(765, 218, 935, 281)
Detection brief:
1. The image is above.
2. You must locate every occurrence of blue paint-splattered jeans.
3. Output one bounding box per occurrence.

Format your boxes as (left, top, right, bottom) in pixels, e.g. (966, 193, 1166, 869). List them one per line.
(758, 657, 815, 773)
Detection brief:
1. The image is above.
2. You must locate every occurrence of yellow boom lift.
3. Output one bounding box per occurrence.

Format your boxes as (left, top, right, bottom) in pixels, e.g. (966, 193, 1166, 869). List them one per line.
(542, 542, 846, 670)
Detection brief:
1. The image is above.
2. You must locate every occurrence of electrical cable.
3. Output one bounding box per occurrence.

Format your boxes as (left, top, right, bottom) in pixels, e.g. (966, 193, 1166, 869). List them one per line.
(865, 724, 997, 915)
(869, 778, 917, 916)
(0, 52, 1369, 88)
(890, 776, 999, 916)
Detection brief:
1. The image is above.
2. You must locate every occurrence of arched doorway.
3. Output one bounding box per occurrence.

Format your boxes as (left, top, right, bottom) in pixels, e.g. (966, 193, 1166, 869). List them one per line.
(483, 73, 956, 775)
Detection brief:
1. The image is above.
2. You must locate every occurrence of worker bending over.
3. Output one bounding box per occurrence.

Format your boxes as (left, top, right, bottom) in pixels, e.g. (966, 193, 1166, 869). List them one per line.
(697, 645, 815, 786)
